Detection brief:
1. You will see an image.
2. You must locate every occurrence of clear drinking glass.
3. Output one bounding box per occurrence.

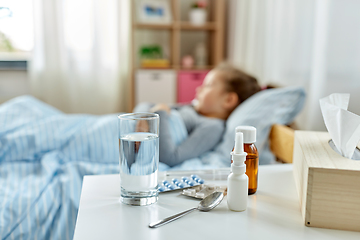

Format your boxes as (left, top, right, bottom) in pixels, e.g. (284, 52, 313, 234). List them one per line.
(118, 113, 159, 206)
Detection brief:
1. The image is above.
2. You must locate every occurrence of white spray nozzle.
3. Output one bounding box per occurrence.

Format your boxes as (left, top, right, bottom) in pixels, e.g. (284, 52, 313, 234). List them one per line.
(231, 132, 247, 167)
(234, 132, 244, 154)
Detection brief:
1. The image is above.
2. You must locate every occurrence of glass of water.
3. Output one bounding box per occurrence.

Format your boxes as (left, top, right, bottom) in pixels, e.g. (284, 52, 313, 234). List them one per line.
(118, 113, 159, 206)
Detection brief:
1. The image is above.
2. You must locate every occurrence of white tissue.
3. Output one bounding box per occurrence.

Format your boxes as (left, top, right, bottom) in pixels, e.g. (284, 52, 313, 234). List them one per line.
(319, 93, 360, 159)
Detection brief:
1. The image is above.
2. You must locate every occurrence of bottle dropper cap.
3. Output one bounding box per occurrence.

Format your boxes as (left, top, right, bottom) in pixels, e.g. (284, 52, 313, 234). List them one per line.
(235, 126, 256, 143)
(231, 132, 247, 171)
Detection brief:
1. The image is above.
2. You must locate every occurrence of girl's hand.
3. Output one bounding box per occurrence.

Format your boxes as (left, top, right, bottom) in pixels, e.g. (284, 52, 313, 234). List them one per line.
(150, 103, 171, 113)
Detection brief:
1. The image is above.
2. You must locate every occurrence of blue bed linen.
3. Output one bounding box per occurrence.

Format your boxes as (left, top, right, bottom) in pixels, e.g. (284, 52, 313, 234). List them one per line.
(0, 96, 122, 239)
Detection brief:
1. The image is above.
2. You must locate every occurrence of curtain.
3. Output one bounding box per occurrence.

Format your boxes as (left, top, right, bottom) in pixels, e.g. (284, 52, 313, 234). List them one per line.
(30, 0, 130, 114)
(227, 0, 360, 131)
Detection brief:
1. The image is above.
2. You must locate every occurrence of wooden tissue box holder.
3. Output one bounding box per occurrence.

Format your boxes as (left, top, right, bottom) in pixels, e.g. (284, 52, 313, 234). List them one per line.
(293, 131, 360, 232)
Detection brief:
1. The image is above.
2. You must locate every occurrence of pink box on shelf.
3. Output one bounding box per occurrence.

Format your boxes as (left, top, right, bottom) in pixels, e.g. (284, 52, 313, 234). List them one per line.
(177, 70, 209, 104)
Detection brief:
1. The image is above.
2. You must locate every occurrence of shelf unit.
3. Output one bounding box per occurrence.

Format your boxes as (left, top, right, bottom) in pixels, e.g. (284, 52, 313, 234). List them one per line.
(129, 0, 226, 111)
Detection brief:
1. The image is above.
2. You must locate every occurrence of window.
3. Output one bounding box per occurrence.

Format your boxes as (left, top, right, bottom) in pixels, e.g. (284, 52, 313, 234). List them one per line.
(0, 0, 33, 63)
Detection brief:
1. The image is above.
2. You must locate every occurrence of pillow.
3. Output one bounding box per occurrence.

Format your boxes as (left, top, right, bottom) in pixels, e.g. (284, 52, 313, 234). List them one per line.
(211, 86, 306, 165)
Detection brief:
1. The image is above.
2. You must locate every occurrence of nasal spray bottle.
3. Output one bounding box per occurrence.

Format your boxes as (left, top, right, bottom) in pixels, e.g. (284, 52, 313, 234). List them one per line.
(227, 132, 248, 211)
(235, 126, 258, 195)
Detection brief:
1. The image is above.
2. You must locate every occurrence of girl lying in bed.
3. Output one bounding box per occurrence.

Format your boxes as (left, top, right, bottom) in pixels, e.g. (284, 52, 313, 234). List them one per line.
(134, 63, 261, 167)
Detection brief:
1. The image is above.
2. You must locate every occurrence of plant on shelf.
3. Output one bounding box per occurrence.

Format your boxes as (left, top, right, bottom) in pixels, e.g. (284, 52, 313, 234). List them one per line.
(139, 45, 162, 59)
(189, 1, 208, 26)
(139, 45, 169, 69)
(191, 0, 207, 9)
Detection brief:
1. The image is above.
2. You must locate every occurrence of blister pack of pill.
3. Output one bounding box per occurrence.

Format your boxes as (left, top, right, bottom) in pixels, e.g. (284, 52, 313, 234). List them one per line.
(182, 184, 227, 199)
(158, 175, 205, 192)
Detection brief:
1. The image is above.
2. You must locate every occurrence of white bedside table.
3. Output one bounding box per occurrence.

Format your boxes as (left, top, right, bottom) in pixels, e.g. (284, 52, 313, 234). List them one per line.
(73, 164, 360, 240)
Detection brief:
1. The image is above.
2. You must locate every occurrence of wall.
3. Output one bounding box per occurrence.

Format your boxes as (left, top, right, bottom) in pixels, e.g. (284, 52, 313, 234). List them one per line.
(0, 70, 30, 103)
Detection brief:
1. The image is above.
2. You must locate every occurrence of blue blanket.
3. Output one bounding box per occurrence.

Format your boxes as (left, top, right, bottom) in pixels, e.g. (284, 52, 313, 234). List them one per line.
(0, 96, 223, 239)
(0, 96, 123, 239)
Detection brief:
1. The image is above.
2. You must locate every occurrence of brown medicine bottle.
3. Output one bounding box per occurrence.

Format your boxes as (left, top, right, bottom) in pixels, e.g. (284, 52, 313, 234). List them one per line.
(232, 126, 259, 195)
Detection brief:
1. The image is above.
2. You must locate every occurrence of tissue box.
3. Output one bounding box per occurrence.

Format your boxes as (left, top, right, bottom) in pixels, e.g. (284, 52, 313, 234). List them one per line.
(293, 130, 360, 232)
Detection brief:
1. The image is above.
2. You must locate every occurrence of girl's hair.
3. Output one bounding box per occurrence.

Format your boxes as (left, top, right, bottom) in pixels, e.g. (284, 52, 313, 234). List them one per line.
(215, 62, 261, 105)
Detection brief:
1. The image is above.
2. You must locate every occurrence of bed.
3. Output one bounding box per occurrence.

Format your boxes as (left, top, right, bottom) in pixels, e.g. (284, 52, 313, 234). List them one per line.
(0, 86, 305, 239)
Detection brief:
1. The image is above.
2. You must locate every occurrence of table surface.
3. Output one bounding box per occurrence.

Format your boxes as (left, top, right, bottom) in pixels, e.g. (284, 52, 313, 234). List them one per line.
(73, 164, 360, 240)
